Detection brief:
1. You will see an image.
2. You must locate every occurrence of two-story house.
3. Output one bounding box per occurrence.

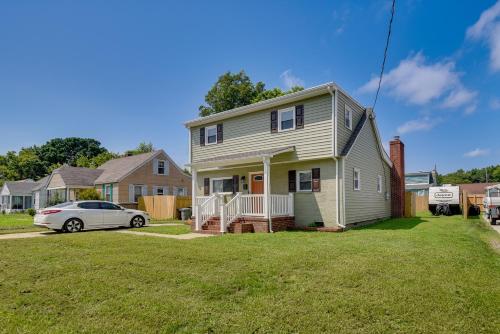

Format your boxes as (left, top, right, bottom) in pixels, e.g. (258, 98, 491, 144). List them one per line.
(185, 82, 405, 233)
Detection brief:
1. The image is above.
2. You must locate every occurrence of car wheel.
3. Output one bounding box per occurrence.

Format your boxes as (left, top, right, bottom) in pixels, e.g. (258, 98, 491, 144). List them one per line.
(64, 219, 83, 233)
(130, 216, 145, 228)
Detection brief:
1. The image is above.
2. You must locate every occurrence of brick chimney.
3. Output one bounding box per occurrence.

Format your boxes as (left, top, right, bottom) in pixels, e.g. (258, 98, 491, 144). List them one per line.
(390, 136, 405, 218)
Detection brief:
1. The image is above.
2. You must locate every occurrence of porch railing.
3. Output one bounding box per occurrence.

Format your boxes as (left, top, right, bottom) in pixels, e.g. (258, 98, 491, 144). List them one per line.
(241, 194, 264, 216)
(195, 194, 219, 231)
(195, 193, 294, 233)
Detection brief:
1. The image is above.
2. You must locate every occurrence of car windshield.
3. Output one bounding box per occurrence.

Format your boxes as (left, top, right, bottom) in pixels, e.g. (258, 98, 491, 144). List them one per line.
(50, 202, 73, 208)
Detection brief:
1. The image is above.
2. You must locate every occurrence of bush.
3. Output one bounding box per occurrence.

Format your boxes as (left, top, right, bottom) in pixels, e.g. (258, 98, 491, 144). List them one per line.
(78, 188, 101, 200)
(26, 208, 36, 216)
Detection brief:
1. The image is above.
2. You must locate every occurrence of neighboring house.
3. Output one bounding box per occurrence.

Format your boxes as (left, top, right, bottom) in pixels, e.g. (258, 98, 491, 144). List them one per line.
(458, 183, 497, 195)
(0, 179, 37, 212)
(46, 165, 104, 204)
(32, 175, 50, 210)
(405, 169, 438, 196)
(94, 150, 191, 205)
(185, 82, 405, 233)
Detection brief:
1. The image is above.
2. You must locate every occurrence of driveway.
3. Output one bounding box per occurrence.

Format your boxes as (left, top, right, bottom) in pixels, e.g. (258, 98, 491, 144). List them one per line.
(491, 224, 500, 234)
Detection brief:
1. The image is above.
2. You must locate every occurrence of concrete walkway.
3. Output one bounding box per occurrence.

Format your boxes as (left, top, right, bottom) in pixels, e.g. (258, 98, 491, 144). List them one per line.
(115, 230, 213, 240)
(491, 224, 500, 234)
(146, 223, 185, 227)
(0, 231, 56, 240)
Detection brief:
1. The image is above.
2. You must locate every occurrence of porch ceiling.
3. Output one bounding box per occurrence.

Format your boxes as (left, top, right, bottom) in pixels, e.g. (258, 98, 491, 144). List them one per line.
(190, 146, 295, 169)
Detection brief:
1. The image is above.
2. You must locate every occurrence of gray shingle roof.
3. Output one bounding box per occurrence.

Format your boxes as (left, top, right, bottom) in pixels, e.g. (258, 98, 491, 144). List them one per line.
(192, 146, 295, 165)
(32, 175, 50, 191)
(340, 111, 368, 156)
(4, 180, 38, 195)
(53, 165, 104, 187)
(94, 151, 159, 184)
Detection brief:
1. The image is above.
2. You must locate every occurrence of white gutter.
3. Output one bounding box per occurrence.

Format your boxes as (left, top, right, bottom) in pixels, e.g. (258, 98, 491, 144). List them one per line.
(327, 86, 345, 229)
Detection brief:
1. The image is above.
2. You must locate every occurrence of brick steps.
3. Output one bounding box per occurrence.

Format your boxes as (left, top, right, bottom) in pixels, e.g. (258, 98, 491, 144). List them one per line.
(192, 216, 295, 234)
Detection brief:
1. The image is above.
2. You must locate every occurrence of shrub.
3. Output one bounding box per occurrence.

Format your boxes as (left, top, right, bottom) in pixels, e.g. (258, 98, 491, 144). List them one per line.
(78, 188, 101, 200)
(26, 208, 36, 216)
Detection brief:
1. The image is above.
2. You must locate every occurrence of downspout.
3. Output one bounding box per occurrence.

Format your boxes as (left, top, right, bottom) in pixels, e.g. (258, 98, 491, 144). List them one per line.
(327, 85, 345, 228)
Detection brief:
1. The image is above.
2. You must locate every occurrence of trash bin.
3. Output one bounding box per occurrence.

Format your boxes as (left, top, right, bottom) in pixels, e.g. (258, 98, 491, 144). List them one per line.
(179, 208, 192, 221)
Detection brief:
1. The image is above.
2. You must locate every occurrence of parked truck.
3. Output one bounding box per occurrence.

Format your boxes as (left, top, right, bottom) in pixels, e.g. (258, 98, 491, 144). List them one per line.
(483, 184, 500, 225)
(429, 185, 461, 215)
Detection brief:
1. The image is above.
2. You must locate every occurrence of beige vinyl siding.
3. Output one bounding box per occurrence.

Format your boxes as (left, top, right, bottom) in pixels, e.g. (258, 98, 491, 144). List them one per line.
(195, 158, 338, 227)
(336, 90, 364, 154)
(344, 120, 391, 225)
(191, 94, 333, 163)
(47, 173, 66, 189)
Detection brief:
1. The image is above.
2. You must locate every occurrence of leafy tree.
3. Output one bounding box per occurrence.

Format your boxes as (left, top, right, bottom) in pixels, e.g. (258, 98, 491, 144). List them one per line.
(78, 188, 101, 200)
(17, 148, 47, 180)
(36, 137, 107, 166)
(76, 151, 119, 169)
(199, 71, 265, 117)
(124, 142, 154, 156)
(199, 71, 304, 116)
(439, 165, 500, 184)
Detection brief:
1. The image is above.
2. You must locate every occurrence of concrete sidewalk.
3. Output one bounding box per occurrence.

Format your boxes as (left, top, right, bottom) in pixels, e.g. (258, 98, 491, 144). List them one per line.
(0, 231, 56, 240)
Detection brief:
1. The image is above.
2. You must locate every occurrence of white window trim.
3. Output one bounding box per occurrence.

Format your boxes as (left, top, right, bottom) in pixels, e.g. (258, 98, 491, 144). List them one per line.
(345, 104, 353, 130)
(130, 184, 147, 203)
(105, 184, 112, 201)
(296, 170, 313, 192)
(210, 177, 233, 195)
(157, 160, 168, 175)
(377, 175, 382, 193)
(278, 107, 296, 132)
(353, 168, 361, 191)
(205, 125, 218, 145)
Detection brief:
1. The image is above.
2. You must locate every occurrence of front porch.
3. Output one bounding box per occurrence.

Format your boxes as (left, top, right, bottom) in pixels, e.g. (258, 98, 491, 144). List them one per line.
(190, 147, 300, 234)
(193, 193, 295, 234)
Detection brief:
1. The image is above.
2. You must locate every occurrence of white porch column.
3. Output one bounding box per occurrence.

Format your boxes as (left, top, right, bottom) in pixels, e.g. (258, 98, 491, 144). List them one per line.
(191, 167, 197, 210)
(263, 156, 272, 232)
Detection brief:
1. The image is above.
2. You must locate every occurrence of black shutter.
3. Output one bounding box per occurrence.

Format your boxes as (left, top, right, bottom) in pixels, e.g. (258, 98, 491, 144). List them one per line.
(217, 124, 223, 143)
(200, 127, 205, 146)
(203, 178, 210, 196)
(312, 168, 321, 192)
(288, 170, 296, 192)
(271, 110, 278, 133)
(232, 175, 239, 194)
(295, 105, 304, 129)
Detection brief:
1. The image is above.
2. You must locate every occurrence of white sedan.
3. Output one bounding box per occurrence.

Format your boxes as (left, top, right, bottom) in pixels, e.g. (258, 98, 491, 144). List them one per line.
(34, 201, 150, 233)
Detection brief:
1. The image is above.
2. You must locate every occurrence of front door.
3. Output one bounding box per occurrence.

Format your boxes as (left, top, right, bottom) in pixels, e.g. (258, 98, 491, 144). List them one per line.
(251, 173, 264, 194)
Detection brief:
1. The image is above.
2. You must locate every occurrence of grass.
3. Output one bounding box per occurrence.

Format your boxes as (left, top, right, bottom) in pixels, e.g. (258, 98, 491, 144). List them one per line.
(0, 215, 499, 333)
(137, 224, 191, 235)
(0, 213, 44, 234)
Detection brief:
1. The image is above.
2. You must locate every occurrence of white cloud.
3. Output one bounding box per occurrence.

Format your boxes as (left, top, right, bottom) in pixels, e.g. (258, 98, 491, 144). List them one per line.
(332, 8, 350, 35)
(464, 148, 490, 158)
(464, 104, 477, 115)
(490, 97, 500, 109)
(396, 117, 439, 135)
(441, 87, 478, 108)
(280, 70, 304, 90)
(359, 52, 477, 111)
(466, 1, 500, 71)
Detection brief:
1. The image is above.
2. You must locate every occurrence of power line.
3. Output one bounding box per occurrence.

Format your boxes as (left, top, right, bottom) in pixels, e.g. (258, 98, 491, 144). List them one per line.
(373, 0, 396, 110)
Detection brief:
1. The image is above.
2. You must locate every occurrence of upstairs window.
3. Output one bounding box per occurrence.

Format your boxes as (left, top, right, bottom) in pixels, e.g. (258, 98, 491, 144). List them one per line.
(157, 160, 166, 175)
(345, 105, 353, 130)
(278, 107, 295, 131)
(206, 125, 217, 144)
(353, 168, 361, 191)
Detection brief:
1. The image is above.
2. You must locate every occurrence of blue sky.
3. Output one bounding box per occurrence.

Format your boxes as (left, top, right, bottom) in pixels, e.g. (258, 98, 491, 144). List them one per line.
(1, 0, 499, 173)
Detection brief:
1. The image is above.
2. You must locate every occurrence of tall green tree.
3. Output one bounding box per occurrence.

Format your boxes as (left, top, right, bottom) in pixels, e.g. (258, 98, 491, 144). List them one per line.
(198, 70, 304, 117)
(439, 165, 500, 184)
(36, 137, 107, 166)
(124, 142, 154, 156)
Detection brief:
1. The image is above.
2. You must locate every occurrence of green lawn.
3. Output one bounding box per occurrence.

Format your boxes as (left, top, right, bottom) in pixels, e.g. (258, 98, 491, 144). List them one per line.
(138, 224, 191, 235)
(0, 213, 44, 234)
(0, 215, 499, 333)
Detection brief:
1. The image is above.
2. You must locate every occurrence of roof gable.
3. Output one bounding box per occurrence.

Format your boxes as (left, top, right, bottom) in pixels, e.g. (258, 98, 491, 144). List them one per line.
(50, 165, 104, 187)
(94, 150, 161, 184)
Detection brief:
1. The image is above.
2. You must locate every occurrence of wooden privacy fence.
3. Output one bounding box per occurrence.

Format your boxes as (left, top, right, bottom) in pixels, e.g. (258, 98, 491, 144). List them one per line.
(404, 192, 416, 217)
(462, 192, 485, 219)
(138, 195, 191, 220)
